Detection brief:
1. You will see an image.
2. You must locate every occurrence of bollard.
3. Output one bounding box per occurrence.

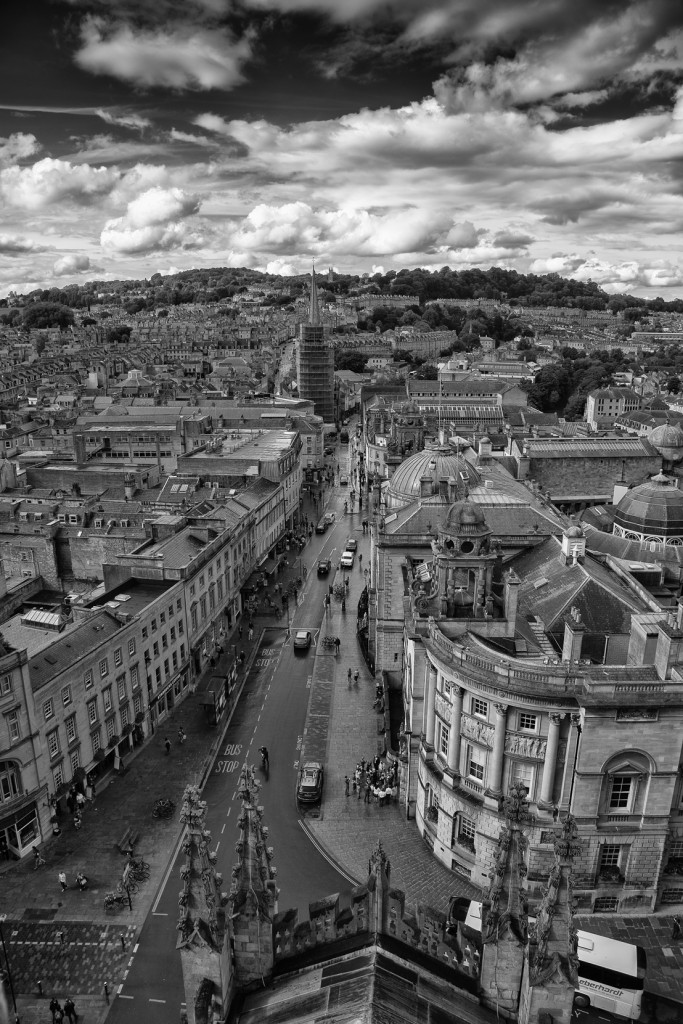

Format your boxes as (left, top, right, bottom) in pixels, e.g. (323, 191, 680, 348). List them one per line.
(37, 980, 42, 996)
(120, 934, 126, 952)
(104, 981, 109, 1003)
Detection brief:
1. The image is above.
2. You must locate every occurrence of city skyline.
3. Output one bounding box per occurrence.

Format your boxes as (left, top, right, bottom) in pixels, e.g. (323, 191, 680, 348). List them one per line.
(1, 0, 683, 299)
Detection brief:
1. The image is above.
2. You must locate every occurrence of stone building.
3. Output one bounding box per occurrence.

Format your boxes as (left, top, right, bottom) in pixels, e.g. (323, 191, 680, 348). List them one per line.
(362, 428, 683, 914)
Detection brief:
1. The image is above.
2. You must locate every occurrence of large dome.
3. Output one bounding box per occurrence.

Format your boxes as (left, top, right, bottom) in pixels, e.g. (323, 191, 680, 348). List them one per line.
(387, 444, 480, 504)
(648, 422, 683, 463)
(614, 473, 683, 543)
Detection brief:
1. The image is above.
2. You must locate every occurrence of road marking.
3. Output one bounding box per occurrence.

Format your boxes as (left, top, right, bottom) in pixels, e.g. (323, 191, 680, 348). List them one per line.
(149, 998, 167, 1003)
(215, 840, 221, 852)
(152, 912, 169, 917)
(221, 823, 226, 834)
(133, 943, 139, 953)
(118, 991, 133, 998)
(298, 820, 358, 885)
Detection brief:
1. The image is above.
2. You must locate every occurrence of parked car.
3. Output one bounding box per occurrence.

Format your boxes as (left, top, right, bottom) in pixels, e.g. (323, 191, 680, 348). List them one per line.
(315, 518, 328, 534)
(317, 559, 332, 576)
(297, 761, 324, 803)
(293, 630, 312, 650)
(340, 474, 349, 485)
(324, 512, 336, 525)
(346, 537, 357, 551)
(324, 446, 334, 456)
(340, 551, 355, 569)
(340, 430, 349, 443)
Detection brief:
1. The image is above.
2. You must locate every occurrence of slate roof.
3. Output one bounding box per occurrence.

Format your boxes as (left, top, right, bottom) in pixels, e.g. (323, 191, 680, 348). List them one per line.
(525, 437, 658, 458)
(26, 609, 123, 692)
(513, 536, 649, 635)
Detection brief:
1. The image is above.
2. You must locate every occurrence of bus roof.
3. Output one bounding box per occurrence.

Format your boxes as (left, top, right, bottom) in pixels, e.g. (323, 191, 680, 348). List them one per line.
(577, 931, 645, 978)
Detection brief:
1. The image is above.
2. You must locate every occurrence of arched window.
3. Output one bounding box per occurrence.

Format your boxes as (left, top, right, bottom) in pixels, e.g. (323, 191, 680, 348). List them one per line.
(600, 751, 651, 816)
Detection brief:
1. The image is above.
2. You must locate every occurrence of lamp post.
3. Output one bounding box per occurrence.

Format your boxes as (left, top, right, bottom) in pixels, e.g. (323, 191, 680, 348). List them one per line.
(0, 913, 18, 1020)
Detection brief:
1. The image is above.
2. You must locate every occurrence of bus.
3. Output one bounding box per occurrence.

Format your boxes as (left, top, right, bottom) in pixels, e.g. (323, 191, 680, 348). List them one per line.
(459, 900, 646, 1020)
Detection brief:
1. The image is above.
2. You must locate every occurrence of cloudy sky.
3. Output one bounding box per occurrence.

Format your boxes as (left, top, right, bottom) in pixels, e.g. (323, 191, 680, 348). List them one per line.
(1, 0, 683, 299)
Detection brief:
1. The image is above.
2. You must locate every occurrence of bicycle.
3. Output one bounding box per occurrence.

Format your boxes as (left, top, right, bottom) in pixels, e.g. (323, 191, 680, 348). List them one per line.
(104, 891, 128, 910)
(126, 858, 150, 881)
(153, 798, 176, 819)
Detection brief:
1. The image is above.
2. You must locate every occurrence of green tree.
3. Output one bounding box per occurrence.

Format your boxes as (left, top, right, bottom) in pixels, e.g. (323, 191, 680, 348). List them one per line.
(106, 325, 132, 344)
(334, 352, 368, 373)
(413, 364, 438, 379)
(22, 302, 74, 330)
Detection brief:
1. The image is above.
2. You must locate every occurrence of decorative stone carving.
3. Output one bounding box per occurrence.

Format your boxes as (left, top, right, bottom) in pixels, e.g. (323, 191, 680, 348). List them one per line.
(461, 714, 494, 747)
(504, 733, 547, 758)
(616, 708, 658, 722)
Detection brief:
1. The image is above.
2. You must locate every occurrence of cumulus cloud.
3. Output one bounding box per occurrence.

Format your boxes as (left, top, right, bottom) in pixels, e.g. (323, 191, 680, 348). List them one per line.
(53, 254, 92, 276)
(75, 17, 253, 91)
(101, 185, 203, 253)
(0, 234, 48, 256)
(0, 157, 120, 209)
(530, 254, 683, 292)
(0, 132, 41, 168)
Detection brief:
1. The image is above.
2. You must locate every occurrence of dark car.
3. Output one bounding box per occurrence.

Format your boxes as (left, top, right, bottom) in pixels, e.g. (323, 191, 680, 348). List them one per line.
(315, 518, 328, 534)
(324, 446, 335, 456)
(317, 558, 332, 576)
(293, 629, 312, 650)
(297, 761, 324, 803)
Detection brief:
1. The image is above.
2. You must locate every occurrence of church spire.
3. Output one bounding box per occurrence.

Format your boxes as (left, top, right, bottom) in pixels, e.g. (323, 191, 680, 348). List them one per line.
(309, 263, 321, 326)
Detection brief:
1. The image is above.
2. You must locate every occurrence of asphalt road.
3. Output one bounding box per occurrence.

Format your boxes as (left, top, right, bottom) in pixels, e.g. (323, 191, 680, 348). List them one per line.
(107, 460, 358, 1022)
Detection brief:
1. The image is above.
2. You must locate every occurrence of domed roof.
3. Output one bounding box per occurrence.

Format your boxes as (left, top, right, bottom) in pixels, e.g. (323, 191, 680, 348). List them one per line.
(565, 525, 584, 538)
(614, 473, 683, 537)
(388, 444, 480, 501)
(649, 422, 683, 462)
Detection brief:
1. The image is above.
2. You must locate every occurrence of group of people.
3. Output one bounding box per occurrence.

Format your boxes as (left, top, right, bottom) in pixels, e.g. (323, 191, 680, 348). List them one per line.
(49, 995, 78, 1022)
(57, 870, 88, 891)
(66, 783, 88, 832)
(345, 756, 399, 806)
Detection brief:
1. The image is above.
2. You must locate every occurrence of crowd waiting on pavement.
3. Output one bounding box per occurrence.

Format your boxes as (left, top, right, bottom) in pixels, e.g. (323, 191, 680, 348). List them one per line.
(345, 755, 399, 805)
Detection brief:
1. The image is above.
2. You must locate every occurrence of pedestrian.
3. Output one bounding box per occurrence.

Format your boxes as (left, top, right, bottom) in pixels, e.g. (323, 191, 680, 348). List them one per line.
(0, 836, 8, 860)
(58, 870, 68, 891)
(76, 790, 85, 811)
(76, 872, 87, 891)
(334, 637, 340, 654)
(66, 793, 75, 814)
(63, 996, 78, 1022)
(238, 626, 243, 639)
(354, 669, 359, 685)
(344, 776, 350, 796)
(164, 737, 171, 755)
(178, 726, 186, 745)
(364, 779, 372, 803)
(348, 667, 352, 684)
(673, 916, 681, 940)
(328, 584, 333, 596)
(50, 997, 62, 1022)
(73, 814, 82, 830)
(54, 1007, 64, 1024)
(34, 847, 45, 869)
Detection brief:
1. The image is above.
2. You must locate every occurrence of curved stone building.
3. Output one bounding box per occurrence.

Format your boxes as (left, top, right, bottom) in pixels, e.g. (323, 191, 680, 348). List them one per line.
(369, 443, 683, 914)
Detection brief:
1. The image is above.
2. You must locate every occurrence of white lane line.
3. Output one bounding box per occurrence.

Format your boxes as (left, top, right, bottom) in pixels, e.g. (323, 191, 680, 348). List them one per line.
(149, 998, 167, 1003)
(297, 819, 358, 886)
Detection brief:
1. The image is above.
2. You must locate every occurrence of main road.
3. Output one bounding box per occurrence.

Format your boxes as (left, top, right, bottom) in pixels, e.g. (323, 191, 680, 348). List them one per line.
(107, 440, 362, 1022)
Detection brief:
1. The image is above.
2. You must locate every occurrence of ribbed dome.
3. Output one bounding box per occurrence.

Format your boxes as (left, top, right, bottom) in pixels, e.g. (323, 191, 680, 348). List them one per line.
(387, 444, 480, 502)
(649, 422, 683, 463)
(614, 473, 683, 538)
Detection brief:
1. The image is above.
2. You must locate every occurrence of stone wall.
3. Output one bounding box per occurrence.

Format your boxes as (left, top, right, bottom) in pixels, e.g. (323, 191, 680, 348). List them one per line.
(528, 453, 659, 497)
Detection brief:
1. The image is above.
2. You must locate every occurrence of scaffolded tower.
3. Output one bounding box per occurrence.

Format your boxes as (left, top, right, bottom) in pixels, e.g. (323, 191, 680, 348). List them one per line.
(296, 265, 335, 425)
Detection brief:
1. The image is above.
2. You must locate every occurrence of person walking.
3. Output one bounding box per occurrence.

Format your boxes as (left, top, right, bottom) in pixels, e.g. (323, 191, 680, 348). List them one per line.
(58, 870, 68, 891)
(248, 626, 254, 641)
(347, 667, 352, 685)
(344, 776, 350, 796)
(673, 916, 681, 940)
(164, 737, 171, 755)
(63, 996, 78, 1022)
(34, 847, 45, 869)
(334, 636, 340, 654)
(238, 626, 243, 639)
(354, 669, 360, 685)
(50, 997, 63, 1022)
(178, 726, 186, 745)
(76, 790, 85, 812)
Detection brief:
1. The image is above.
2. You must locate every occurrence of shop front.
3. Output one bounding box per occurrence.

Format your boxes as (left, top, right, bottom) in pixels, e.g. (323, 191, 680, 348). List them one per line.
(1, 796, 45, 859)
